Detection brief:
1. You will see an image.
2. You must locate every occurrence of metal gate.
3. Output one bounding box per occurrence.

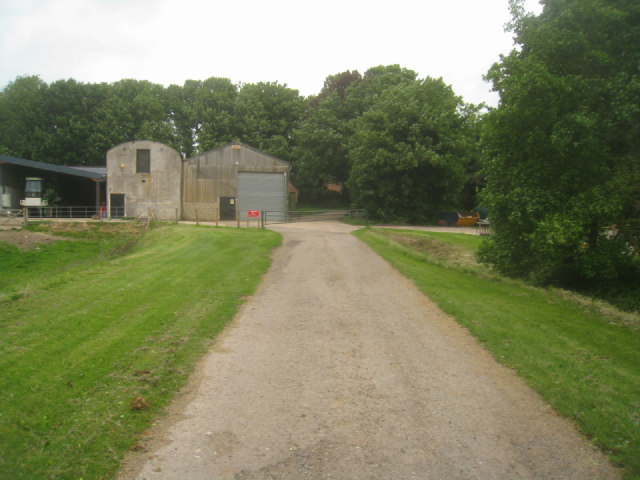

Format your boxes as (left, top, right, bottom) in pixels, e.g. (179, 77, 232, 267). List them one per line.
(237, 173, 286, 221)
(262, 209, 368, 227)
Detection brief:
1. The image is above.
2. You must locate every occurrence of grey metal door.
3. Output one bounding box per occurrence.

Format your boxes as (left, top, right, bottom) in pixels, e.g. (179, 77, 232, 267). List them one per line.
(237, 173, 286, 221)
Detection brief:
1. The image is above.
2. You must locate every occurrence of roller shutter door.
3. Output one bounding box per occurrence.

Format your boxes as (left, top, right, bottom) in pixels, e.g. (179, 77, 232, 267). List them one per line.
(237, 172, 286, 220)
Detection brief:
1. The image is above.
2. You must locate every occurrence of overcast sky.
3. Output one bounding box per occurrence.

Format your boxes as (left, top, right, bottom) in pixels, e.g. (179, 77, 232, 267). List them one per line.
(0, 0, 543, 107)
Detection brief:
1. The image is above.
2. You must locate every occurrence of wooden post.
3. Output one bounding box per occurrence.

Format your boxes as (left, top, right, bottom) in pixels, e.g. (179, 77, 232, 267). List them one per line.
(216, 209, 219, 227)
(195, 209, 199, 225)
(23, 207, 28, 226)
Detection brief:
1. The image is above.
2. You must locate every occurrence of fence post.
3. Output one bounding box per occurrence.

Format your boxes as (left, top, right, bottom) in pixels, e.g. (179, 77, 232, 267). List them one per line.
(195, 209, 199, 225)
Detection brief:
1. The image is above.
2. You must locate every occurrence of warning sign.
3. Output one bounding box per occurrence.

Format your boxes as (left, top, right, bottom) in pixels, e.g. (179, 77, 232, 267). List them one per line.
(248, 210, 260, 218)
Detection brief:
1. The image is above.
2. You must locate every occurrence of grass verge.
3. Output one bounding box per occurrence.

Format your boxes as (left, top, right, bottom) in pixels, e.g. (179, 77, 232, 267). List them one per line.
(354, 227, 640, 479)
(0, 223, 280, 479)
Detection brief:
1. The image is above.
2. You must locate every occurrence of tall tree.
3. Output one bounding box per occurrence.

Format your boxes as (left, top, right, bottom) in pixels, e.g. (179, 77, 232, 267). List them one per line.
(292, 70, 362, 201)
(0, 76, 49, 160)
(347, 77, 469, 223)
(235, 82, 305, 161)
(292, 65, 419, 202)
(480, 0, 640, 286)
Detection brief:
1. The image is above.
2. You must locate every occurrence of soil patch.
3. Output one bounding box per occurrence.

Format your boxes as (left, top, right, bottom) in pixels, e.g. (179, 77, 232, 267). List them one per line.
(0, 230, 62, 249)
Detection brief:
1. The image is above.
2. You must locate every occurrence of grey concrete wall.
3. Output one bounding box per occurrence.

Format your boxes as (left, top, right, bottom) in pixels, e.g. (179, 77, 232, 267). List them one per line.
(106, 140, 182, 220)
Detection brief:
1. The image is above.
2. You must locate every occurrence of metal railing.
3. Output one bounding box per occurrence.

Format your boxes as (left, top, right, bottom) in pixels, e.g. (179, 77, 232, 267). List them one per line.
(261, 209, 368, 227)
(3, 206, 126, 220)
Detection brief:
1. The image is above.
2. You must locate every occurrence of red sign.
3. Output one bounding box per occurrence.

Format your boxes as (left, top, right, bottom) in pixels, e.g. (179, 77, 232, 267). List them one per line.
(248, 209, 260, 218)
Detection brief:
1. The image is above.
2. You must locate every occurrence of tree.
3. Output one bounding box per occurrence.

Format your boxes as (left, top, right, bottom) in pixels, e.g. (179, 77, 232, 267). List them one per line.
(480, 0, 640, 286)
(347, 77, 469, 223)
(235, 82, 305, 161)
(292, 66, 419, 203)
(292, 71, 362, 202)
(0, 76, 49, 161)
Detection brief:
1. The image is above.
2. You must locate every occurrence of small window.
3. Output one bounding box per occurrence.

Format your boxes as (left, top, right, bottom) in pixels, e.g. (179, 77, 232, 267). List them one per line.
(136, 149, 151, 173)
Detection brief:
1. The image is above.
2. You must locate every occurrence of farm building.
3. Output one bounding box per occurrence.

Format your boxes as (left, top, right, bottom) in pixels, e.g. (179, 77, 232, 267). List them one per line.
(0, 155, 105, 214)
(106, 141, 290, 222)
(183, 142, 289, 221)
(106, 141, 183, 220)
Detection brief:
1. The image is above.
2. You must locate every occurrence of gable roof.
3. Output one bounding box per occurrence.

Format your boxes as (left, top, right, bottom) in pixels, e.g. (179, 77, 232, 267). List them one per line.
(198, 142, 290, 167)
(0, 155, 105, 180)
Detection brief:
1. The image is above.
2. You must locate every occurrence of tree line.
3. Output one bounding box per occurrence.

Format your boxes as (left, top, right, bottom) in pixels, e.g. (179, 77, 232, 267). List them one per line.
(1, 0, 638, 305)
(0, 65, 480, 221)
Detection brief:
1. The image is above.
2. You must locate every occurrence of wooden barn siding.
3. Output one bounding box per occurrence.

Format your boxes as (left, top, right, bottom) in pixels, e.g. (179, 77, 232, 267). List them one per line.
(183, 144, 288, 221)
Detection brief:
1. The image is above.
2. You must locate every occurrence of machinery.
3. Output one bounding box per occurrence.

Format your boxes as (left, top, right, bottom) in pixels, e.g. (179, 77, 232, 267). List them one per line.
(20, 177, 48, 207)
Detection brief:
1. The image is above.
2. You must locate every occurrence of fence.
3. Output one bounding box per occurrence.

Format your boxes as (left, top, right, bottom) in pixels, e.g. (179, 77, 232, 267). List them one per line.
(261, 209, 368, 227)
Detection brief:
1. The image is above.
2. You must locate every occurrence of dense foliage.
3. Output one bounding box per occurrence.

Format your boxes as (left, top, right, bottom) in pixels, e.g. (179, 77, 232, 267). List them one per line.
(0, 77, 304, 165)
(292, 65, 480, 214)
(347, 78, 472, 222)
(1, 66, 480, 218)
(480, 0, 640, 295)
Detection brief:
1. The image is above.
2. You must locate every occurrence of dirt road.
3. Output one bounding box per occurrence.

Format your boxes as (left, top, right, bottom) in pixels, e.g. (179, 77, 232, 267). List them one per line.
(119, 221, 619, 479)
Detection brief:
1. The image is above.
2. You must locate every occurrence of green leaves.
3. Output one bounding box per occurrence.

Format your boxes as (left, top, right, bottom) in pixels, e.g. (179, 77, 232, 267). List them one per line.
(347, 77, 471, 223)
(480, 0, 640, 289)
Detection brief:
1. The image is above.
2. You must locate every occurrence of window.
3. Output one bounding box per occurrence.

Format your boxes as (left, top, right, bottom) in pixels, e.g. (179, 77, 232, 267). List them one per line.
(136, 149, 151, 173)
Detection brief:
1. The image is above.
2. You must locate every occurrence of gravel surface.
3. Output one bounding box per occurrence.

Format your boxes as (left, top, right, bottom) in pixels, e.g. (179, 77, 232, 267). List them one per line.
(118, 221, 620, 479)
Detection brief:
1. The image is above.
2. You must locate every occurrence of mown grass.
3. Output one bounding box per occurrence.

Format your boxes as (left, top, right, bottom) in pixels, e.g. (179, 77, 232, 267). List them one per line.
(0, 223, 280, 479)
(354, 228, 640, 479)
(0, 223, 144, 303)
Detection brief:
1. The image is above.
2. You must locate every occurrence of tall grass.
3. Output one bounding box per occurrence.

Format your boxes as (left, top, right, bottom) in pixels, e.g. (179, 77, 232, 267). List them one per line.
(355, 228, 640, 479)
(0, 223, 280, 479)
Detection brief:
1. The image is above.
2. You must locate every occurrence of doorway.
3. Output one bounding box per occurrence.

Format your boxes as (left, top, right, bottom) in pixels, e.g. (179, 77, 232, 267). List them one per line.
(219, 197, 236, 220)
(110, 193, 125, 218)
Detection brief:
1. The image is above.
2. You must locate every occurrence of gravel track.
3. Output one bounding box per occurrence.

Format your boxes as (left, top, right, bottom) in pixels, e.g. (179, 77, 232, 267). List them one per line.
(118, 221, 620, 479)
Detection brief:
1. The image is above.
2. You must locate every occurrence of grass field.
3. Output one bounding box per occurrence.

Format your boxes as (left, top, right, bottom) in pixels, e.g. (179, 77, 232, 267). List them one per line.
(0, 222, 280, 479)
(355, 228, 640, 479)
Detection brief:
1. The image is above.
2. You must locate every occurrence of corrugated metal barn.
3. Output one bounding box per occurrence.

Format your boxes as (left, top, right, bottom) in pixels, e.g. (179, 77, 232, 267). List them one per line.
(183, 142, 290, 221)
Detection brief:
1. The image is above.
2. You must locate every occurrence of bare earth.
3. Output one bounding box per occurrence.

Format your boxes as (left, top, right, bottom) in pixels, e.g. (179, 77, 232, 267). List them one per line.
(118, 221, 620, 480)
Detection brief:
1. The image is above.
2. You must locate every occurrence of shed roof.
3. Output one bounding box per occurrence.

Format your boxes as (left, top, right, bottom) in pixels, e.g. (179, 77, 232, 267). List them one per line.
(0, 155, 105, 180)
(200, 142, 290, 167)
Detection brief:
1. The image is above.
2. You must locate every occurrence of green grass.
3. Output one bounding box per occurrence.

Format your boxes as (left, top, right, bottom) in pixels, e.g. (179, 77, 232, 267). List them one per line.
(0, 223, 144, 303)
(355, 227, 640, 479)
(0, 223, 281, 479)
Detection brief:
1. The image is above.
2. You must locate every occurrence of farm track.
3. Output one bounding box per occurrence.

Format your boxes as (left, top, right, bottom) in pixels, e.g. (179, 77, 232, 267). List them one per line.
(119, 221, 620, 479)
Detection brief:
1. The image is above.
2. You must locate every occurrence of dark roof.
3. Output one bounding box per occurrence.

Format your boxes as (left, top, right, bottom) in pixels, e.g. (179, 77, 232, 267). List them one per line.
(0, 155, 105, 180)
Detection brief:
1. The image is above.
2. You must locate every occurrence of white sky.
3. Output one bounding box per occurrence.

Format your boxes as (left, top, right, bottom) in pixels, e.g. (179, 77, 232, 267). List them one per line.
(0, 0, 543, 107)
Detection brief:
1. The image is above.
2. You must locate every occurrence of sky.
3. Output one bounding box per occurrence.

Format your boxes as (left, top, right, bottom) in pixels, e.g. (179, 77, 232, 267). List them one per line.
(0, 0, 543, 107)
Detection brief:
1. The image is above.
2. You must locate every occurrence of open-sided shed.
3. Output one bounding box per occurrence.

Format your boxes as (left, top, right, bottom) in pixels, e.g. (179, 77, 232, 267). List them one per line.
(0, 155, 105, 213)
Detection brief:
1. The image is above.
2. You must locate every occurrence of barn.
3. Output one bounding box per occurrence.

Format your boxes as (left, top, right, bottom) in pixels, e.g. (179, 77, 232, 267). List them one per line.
(106, 141, 290, 222)
(183, 142, 290, 222)
(106, 140, 183, 220)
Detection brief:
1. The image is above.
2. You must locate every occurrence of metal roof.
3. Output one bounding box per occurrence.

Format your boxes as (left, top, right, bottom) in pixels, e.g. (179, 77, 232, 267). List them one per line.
(0, 155, 105, 180)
